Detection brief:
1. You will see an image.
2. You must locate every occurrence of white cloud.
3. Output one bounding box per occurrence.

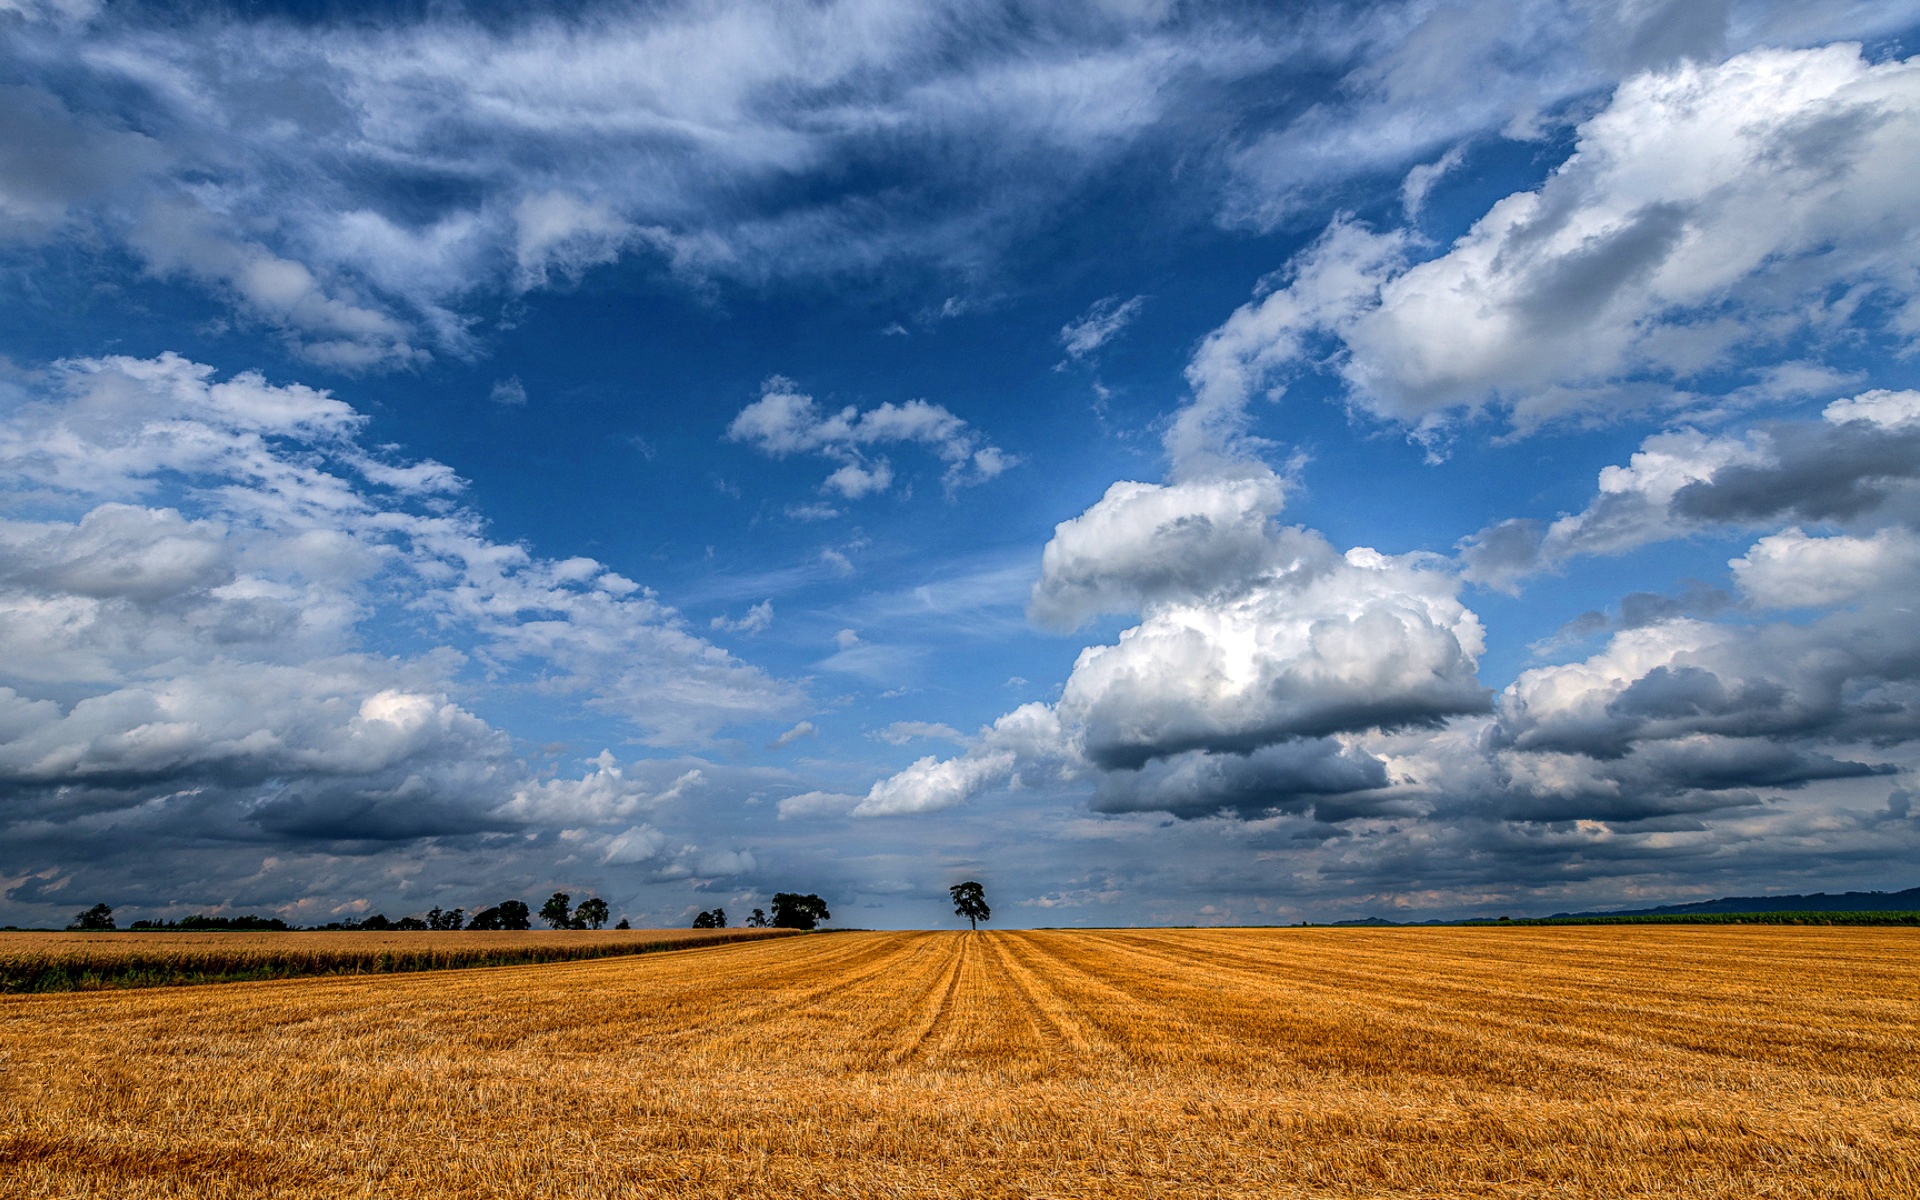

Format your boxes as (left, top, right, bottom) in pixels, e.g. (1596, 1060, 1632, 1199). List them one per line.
(0, 353, 803, 767)
(512, 192, 636, 290)
(1480, 601, 1915, 817)
(769, 720, 817, 750)
(871, 720, 963, 745)
(823, 460, 895, 499)
(1224, 1, 1919, 227)
(1028, 471, 1293, 630)
(1731, 527, 1920, 610)
(1059, 294, 1145, 361)
(1056, 532, 1487, 771)
(710, 600, 774, 634)
(598, 825, 669, 866)
(1179, 220, 1406, 471)
(1198, 45, 1920, 439)
(502, 755, 670, 826)
(129, 201, 429, 371)
(489, 377, 528, 406)
(857, 746, 1020, 817)
(0, 83, 164, 239)
(727, 376, 1014, 498)
(1825, 388, 1920, 429)
(1399, 144, 1465, 220)
(785, 502, 841, 521)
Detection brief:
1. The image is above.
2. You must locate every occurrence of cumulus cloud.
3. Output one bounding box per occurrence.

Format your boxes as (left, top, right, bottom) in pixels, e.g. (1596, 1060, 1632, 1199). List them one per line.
(1224, 0, 1754, 225)
(861, 462, 1487, 819)
(727, 376, 1014, 497)
(1059, 530, 1488, 770)
(1466, 595, 1915, 826)
(1731, 527, 1920, 610)
(1197, 45, 1920, 439)
(1028, 472, 1294, 629)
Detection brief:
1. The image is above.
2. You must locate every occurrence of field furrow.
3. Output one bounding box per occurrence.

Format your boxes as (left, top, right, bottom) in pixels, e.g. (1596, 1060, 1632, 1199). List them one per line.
(1, 927, 1916, 1199)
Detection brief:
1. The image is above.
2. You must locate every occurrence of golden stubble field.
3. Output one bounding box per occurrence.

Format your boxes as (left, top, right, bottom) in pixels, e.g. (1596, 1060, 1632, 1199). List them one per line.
(2, 927, 1915, 1199)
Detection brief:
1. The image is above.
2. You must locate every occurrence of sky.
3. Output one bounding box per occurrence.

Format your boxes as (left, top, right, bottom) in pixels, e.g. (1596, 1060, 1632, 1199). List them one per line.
(3, 0, 1919, 929)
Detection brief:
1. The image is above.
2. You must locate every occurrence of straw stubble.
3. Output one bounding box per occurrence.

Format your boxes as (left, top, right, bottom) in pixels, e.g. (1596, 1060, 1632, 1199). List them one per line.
(1, 927, 1914, 1198)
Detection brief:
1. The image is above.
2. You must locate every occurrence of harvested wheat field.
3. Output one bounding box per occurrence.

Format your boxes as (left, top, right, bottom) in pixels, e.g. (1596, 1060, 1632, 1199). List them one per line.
(2, 927, 1916, 1199)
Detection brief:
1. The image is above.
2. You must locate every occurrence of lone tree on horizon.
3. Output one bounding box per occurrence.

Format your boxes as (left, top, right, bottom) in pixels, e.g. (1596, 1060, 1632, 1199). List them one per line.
(68, 903, 115, 931)
(949, 881, 990, 931)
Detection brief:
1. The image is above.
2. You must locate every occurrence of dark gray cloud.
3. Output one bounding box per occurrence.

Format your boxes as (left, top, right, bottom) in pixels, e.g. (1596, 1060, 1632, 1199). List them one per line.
(0, 83, 166, 238)
(1672, 421, 1920, 523)
(1090, 739, 1392, 820)
(1499, 607, 1920, 762)
(1462, 392, 1920, 589)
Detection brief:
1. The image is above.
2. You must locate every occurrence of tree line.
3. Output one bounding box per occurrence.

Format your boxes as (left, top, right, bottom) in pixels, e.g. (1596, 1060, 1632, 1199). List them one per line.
(67, 881, 989, 934)
(66, 893, 630, 933)
(691, 891, 831, 931)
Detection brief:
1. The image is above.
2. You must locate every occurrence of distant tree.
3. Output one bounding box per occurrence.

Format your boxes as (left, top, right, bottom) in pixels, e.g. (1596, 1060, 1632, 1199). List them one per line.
(467, 905, 503, 930)
(468, 900, 531, 931)
(949, 881, 991, 932)
(770, 893, 830, 930)
(68, 903, 115, 931)
(539, 892, 573, 929)
(425, 906, 465, 931)
(692, 910, 718, 929)
(614, 918, 631, 930)
(393, 916, 429, 931)
(574, 897, 610, 930)
(744, 908, 768, 928)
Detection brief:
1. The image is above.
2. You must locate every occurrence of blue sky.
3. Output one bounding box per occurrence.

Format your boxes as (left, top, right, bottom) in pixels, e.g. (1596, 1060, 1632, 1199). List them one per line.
(3, 0, 1919, 928)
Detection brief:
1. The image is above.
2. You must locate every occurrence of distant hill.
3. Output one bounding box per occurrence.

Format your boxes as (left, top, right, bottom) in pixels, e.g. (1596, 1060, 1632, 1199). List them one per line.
(1551, 885, 1920, 919)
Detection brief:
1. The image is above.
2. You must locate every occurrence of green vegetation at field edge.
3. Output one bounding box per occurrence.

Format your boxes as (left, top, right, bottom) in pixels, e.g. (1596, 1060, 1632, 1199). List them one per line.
(0, 930, 793, 994)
